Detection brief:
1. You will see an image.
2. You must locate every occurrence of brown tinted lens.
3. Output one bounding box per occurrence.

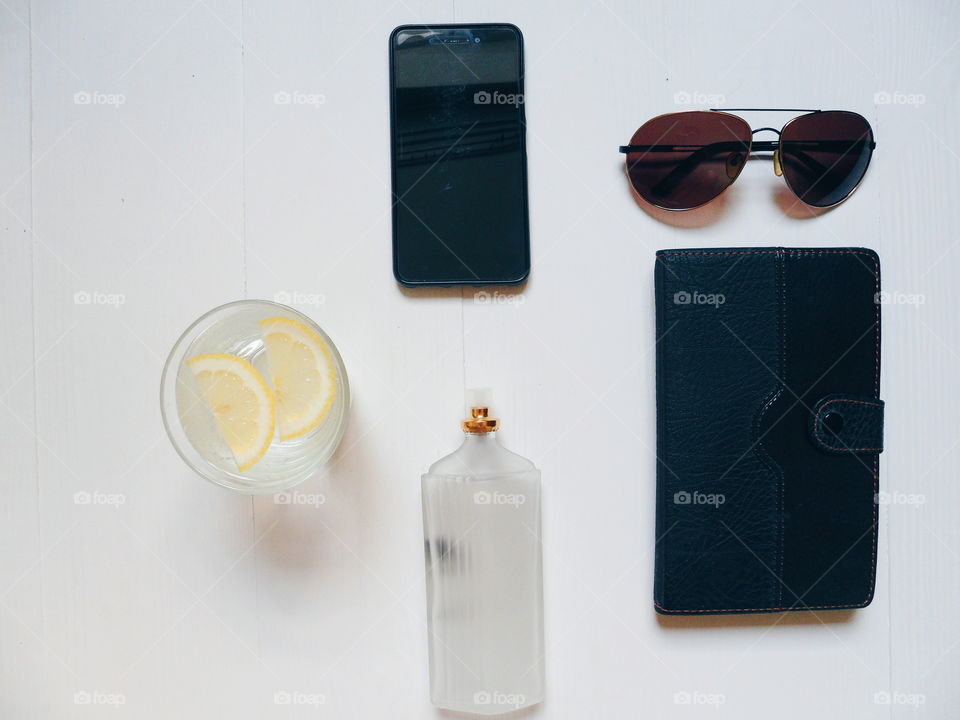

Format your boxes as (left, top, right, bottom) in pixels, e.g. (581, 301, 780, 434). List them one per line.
(625, 111, 751, 210)
(779, 111, 874, 207)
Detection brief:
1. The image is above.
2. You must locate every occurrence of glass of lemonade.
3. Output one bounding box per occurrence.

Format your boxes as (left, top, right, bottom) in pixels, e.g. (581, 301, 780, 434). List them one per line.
(161, 300, 350, 493)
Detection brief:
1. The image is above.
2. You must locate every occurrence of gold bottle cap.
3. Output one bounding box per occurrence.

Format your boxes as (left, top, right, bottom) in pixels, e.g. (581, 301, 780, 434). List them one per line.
(462, 406, 499, 433)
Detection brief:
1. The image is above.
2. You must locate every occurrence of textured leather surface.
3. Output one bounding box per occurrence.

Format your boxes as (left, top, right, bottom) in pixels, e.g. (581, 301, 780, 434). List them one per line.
(810, 394, 885, 454)
(654, 247, 882, 615)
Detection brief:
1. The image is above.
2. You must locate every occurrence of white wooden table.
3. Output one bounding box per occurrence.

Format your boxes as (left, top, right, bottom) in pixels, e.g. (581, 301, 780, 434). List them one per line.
(2, 1, 957, 717)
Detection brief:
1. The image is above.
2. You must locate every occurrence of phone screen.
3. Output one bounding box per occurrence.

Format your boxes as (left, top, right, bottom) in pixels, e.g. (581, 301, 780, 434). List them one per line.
(390, 25, 529, 286)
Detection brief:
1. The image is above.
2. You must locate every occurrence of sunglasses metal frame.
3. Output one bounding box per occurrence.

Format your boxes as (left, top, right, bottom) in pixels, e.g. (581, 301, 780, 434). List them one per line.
(619, 109, 876, 211)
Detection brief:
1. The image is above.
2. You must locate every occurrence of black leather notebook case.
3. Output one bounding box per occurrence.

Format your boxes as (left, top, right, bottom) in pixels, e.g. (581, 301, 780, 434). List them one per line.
(653, 248, 883, 615)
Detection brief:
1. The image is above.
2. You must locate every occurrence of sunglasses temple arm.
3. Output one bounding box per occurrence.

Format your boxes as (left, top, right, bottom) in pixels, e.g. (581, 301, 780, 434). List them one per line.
(777, 139, 874, 181)
(641, 142, 747, 197)
(780, 149, 829, 181)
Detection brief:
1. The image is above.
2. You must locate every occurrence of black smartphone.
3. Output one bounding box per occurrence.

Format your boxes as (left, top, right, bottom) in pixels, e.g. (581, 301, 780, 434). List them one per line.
(389, 24, 529, 287)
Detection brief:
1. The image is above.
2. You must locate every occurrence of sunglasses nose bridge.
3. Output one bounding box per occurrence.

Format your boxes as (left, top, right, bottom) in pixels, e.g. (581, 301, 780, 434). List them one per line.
(749, 127, 783, 176)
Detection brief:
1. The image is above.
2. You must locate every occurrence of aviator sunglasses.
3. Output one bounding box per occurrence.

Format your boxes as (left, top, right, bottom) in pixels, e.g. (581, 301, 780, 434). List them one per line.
(619, 109, 875, 210)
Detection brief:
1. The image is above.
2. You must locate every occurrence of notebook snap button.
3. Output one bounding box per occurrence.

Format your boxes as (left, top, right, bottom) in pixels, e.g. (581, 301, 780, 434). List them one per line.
(823, 411, 844, 435)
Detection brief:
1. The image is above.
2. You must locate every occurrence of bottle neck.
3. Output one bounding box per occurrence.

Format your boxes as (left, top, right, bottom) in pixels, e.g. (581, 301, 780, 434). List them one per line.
(462, 431, 498, 445)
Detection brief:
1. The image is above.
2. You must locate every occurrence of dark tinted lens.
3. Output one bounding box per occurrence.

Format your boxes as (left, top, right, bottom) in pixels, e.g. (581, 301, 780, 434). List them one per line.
(779, 111, 874, 207)
(625, 111, 751, 210)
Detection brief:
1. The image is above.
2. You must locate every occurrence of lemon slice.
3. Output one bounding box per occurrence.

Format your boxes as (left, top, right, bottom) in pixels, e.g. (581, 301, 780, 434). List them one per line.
(188, 353, 276, 471)
(259, 317, 337, 441)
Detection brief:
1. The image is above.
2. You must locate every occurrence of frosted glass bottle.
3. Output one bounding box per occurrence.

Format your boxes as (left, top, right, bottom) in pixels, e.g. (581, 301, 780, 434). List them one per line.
(421, 391, 544, 715)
